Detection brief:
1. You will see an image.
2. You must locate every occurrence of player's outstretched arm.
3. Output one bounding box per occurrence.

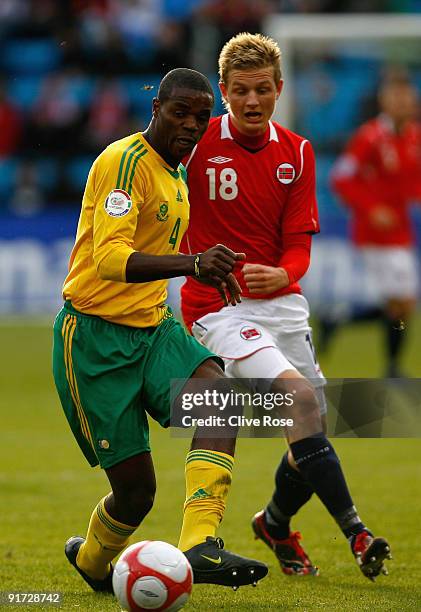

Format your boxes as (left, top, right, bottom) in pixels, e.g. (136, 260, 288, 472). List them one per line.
(126, 244, 245, 307)
(126, 251, 199, 283)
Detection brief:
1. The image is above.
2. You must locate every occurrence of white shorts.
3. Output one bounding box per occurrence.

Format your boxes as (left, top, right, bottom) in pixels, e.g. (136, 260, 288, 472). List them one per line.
(361, 247, 419, 301)
(192, 294, 326, 413)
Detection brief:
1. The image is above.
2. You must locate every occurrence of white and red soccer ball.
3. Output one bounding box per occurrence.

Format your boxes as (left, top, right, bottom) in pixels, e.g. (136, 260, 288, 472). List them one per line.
(112, 541, 193, 612)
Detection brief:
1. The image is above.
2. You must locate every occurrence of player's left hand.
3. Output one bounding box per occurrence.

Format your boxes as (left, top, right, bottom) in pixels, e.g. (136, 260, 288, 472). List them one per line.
(197, 272, 242, 306)
(243, 264, 290, 293)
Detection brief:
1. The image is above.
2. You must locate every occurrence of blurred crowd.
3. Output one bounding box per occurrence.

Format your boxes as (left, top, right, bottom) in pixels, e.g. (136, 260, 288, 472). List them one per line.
(1, 0, 421, 214)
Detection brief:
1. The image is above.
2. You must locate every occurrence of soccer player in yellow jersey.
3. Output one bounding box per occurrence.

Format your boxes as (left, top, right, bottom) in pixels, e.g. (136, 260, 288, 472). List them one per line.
(52, 68, 268, 593)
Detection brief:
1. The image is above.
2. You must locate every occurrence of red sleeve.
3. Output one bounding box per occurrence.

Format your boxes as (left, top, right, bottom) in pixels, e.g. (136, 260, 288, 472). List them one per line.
(281, 140, 320, 235)
(413, 185, 421, 202)
(279, 232, 311, 284)
(410, 127, 421, 201)
(331, 127, 379, 212)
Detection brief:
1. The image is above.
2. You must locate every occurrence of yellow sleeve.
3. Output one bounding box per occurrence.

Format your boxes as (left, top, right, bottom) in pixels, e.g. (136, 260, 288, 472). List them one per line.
(92, 148, 144, 282)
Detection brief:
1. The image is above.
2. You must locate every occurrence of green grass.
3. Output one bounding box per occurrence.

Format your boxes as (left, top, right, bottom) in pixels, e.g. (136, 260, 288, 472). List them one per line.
(1, 317, 421, 611)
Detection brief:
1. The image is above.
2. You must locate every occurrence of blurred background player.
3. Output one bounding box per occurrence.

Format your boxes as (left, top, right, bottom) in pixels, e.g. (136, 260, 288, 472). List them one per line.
(53, 67, 268, 594)
(180, 32, 391, 580)
(327, 74, 421, 377)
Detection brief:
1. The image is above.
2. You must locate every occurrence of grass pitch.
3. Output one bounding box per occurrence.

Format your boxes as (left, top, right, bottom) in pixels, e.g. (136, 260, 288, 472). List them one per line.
(1, 317, 421, 611)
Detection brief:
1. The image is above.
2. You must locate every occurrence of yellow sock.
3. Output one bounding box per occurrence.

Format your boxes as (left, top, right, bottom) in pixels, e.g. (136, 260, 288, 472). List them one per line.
(77, 496, 138, 580)
(178, 450, 234, 552)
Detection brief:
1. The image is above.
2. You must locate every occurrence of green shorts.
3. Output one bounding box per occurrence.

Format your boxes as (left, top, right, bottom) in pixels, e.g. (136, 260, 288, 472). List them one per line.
(52, 302, 222, 469)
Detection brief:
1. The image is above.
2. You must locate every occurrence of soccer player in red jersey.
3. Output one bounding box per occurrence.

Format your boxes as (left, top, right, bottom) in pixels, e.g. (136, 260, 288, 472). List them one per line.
(179, 32, 391, 579)
(330, 75, 421, 377)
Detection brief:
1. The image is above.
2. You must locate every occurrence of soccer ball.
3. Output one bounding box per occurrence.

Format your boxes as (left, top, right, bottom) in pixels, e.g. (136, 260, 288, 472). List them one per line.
(112, 540, 193, 612)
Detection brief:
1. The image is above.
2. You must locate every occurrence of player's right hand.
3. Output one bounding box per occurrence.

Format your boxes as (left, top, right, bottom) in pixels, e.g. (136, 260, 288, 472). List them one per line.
(195, 245, 245, 306)
(197, 244, 246, 282)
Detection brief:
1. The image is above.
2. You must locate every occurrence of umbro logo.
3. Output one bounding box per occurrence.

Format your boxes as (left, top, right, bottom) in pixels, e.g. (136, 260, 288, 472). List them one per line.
(207, 156, 233, 164)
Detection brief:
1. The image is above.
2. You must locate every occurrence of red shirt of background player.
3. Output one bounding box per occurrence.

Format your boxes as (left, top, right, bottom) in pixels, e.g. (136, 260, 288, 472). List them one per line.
(181, 113, 320, 330)
(331, 114, 421, 247)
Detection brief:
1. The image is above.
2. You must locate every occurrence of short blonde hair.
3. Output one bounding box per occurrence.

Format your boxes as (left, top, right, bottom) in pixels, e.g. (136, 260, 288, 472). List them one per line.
(218, 32, 282, 85)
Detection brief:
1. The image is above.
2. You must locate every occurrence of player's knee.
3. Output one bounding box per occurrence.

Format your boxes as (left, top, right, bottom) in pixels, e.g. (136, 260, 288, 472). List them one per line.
(321, 413, 328, 434)
(191, 357, 224, 379)
(386, 297, 416, 321)
(289, 380, 321, 428)
(271, 376, 320, 428)
(286, 378, 318, 410)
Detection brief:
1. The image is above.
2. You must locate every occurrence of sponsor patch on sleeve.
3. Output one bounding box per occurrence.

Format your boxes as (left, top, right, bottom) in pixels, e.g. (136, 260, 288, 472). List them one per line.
(104, 189, 132, 217)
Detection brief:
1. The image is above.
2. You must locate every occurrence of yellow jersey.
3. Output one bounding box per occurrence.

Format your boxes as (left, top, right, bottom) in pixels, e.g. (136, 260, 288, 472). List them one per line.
(63, 132, 190, 327)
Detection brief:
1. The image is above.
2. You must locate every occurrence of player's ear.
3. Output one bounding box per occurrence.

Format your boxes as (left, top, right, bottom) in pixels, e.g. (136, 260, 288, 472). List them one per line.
(152, 97, 160, 118)
(219, 81, 228, 102)
(276, 79, 284, 100)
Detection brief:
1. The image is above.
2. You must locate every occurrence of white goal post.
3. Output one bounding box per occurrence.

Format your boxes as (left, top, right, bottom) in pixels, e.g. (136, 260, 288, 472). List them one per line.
(263, 13, 421, 128)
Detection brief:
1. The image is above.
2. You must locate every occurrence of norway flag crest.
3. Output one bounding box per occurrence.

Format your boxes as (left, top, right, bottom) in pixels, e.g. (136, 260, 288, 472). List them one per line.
(240, 326, 262, 341)
(276, 163, 295, 184)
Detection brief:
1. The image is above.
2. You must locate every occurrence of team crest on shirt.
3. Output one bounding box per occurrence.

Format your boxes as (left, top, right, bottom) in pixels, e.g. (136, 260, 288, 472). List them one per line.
(156, 201, 169, 222)
(240, 326, 262, 341)
(104, 189, 132, 217)
(276, 163, 295, 184)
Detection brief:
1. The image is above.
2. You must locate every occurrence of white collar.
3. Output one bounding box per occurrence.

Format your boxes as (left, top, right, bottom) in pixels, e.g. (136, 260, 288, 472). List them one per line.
(378, 113, 396, 134)
(221, 113, 279, 142)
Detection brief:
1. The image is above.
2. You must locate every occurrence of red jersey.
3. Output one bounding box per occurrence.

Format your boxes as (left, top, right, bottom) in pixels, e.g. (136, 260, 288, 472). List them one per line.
(331, 114, 421, 246)
(181, 114, 320, 329)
